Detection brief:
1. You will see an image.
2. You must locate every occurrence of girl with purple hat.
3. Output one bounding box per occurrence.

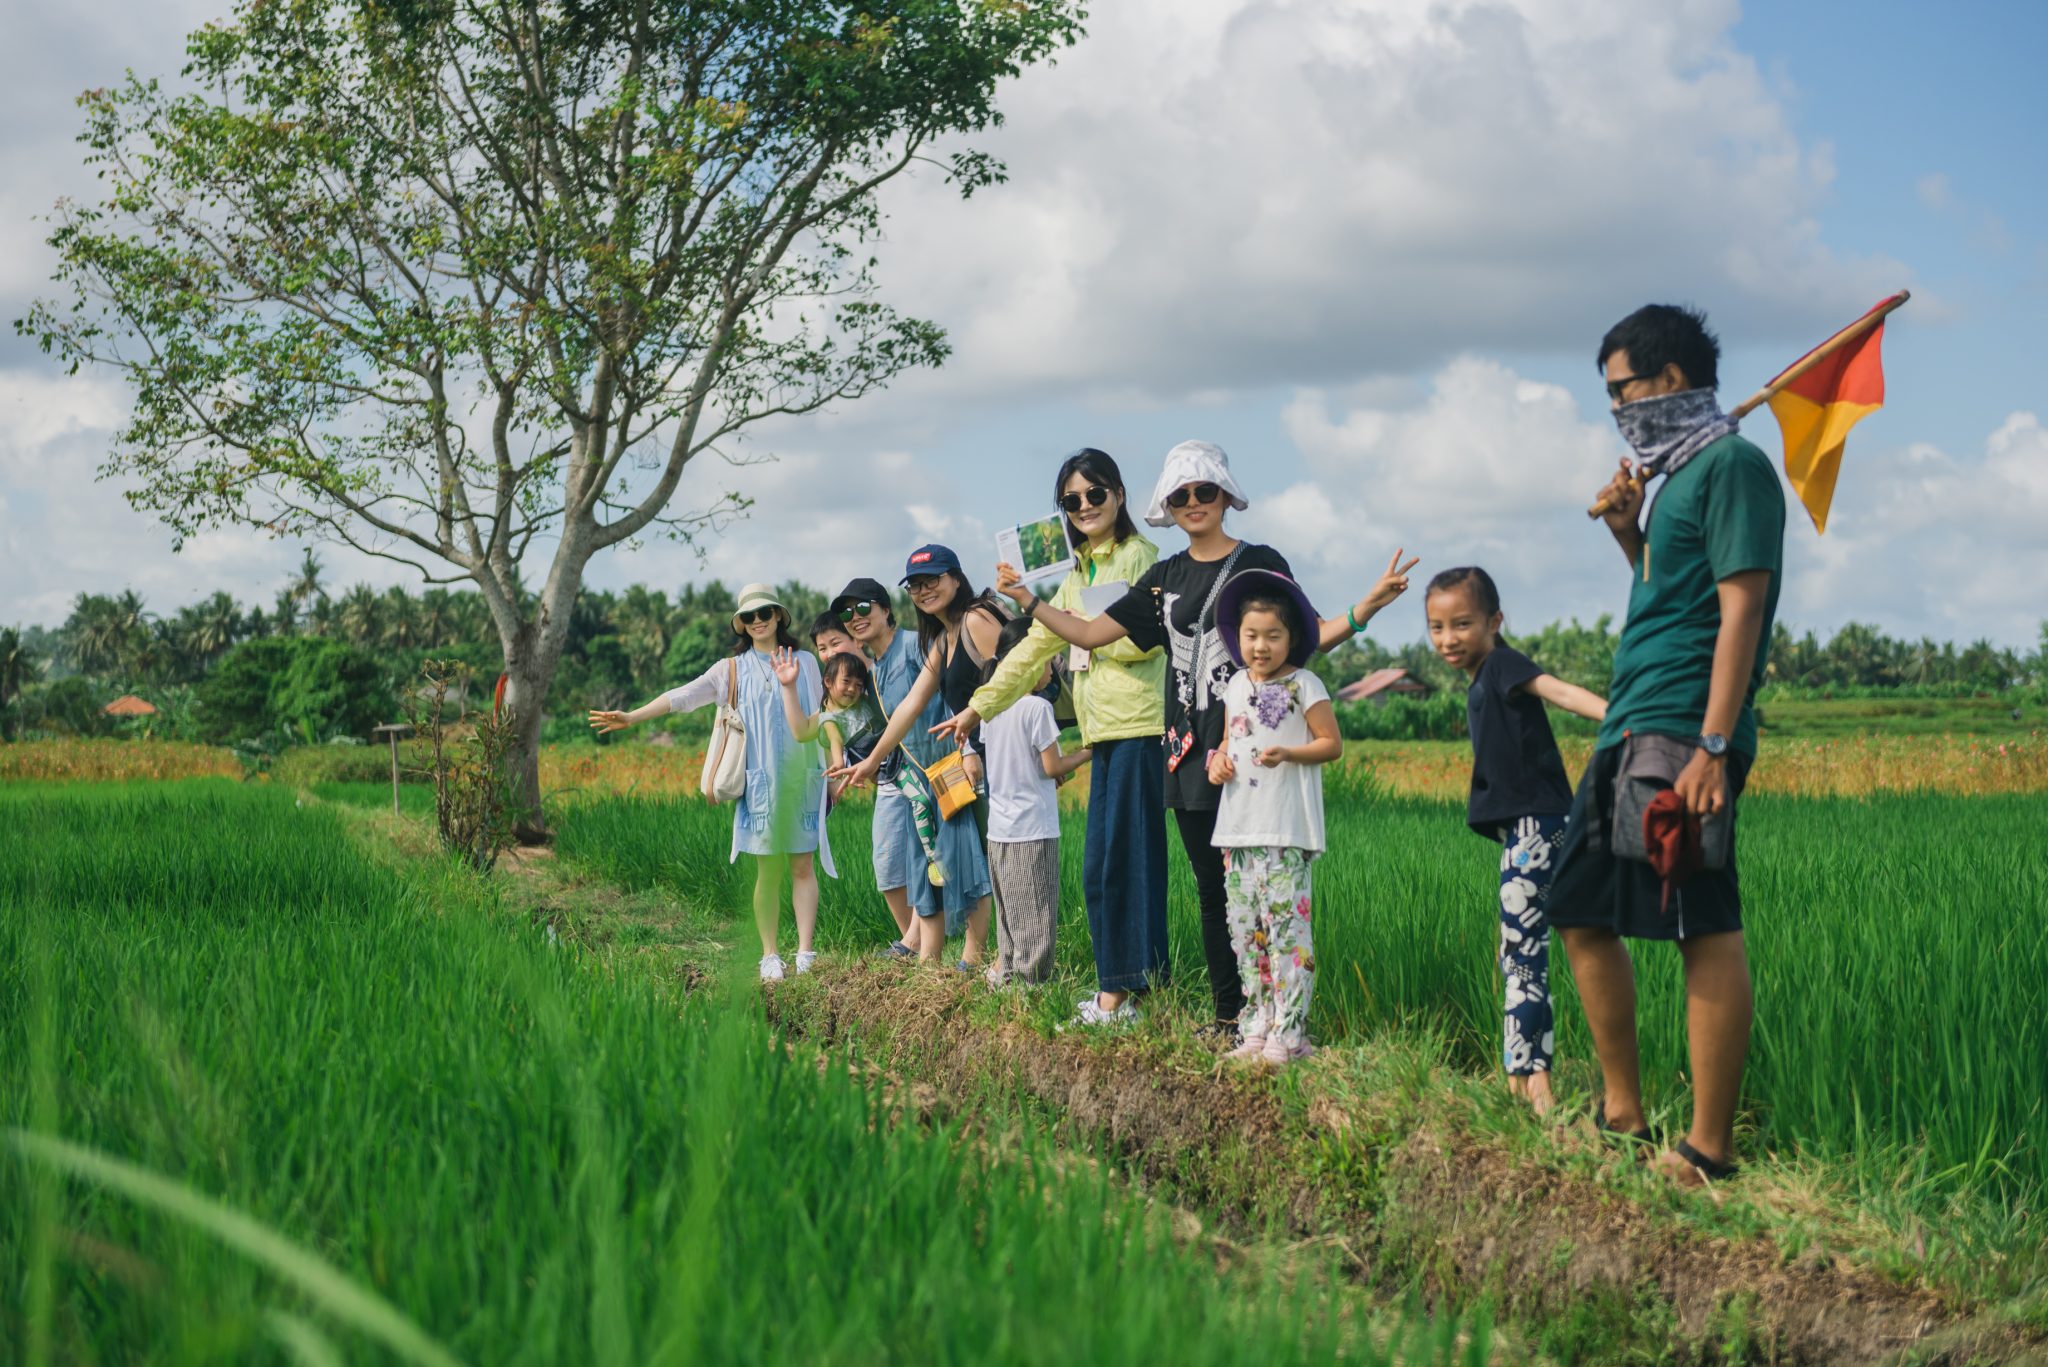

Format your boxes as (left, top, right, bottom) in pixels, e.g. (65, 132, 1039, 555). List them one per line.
(1204, 568, 1344, 1065)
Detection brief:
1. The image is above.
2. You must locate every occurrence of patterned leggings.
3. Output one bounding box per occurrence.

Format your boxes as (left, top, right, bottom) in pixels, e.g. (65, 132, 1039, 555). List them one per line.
(1223, 846, 1315, 1047)
(1497, 815, 1566, 1075)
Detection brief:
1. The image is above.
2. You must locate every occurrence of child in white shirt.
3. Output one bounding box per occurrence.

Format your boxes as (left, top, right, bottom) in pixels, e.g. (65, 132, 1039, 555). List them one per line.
(1206, 570, 1344, 1065)
(981, 618, 1091, 984)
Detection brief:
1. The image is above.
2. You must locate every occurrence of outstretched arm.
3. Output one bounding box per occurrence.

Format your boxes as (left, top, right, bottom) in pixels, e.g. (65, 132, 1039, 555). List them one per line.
(996, 562, 1130, 649)
(1523, 673, 1608, 722)
(589, 658, 725, 733)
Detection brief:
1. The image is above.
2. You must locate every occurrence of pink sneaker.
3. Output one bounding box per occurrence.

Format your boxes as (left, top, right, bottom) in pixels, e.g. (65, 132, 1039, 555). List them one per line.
(1225, 1035, 1269, 1062)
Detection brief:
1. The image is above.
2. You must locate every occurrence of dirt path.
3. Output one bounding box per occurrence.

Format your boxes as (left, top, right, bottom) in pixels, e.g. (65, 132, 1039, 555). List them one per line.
(768, 963, 2042, 1366)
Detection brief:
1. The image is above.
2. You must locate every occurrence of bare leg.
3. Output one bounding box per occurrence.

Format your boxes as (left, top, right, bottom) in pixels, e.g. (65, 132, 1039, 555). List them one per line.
(789, 853, 818, 955)
(915, 913, 946, 962)
(752, 855, 786, 957)
(960, 895, 992, 965)
(1662, 930, 1752, 1178)
(1097, 990, 1129, 1010)
(1559, 927, 1643, 1132)
(881, 885, 915, 946)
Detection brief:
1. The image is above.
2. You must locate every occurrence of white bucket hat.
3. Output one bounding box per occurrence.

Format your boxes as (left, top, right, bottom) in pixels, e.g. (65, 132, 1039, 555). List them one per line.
(1143, 440, 1251, 528)
(731, 582, 788, 631)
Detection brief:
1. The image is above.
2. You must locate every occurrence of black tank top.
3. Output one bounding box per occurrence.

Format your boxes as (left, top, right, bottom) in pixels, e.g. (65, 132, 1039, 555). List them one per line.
(939, 604, 1004, 715)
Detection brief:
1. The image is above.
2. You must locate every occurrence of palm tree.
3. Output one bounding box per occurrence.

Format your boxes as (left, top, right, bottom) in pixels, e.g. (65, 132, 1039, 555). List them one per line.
(288, 548, 324, 608)
(337, 584, 385, 647)
(0, 627, 40, 710)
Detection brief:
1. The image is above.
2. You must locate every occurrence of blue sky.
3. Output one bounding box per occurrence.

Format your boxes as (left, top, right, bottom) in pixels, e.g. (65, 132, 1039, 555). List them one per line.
(3, 0, 2044, 649)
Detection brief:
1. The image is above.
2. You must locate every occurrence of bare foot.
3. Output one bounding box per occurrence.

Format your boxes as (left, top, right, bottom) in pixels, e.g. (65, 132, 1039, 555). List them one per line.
(1523, 1072, 1556, 1118)
(1654, 1148, 1710, 1188)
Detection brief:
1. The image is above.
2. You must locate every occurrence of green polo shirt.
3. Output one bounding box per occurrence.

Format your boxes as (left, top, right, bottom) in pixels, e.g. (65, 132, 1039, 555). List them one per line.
(1597, 433, 1785, 756)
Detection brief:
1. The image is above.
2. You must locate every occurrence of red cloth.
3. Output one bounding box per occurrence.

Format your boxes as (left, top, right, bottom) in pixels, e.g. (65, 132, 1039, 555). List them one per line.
(1643, 788, 1702, 917)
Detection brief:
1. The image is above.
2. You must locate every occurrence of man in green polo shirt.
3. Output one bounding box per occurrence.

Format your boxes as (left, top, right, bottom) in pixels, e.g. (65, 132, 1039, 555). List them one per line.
(1548, 303, 1785, 1188)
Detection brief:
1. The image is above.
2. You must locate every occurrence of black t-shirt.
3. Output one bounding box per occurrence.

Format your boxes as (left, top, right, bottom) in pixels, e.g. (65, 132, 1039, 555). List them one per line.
(1465, 645, 1574, 836)
(1105, 542, 1292, 810)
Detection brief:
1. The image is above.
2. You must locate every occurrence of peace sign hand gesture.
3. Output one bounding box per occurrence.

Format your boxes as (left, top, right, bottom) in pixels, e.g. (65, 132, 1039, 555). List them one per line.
(1358, 548, 1421, 618)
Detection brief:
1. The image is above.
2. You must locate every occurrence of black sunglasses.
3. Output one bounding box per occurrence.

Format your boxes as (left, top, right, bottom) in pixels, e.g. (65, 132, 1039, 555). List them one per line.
(836, 600, 878, 622)
(1605, 373, 1658, 403)
(1058, 484, 1113, 515)
(737, 607, 779, 625)
(1165, 481, 1222, 510)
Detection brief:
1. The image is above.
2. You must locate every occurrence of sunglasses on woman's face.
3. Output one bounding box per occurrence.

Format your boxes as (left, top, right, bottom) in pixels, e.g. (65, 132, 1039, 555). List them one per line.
(837, 600, 877, 622)
(737, 607, 779, 625)
(1058, 484, 1113, 515)
(1165, 481, 1222, 510)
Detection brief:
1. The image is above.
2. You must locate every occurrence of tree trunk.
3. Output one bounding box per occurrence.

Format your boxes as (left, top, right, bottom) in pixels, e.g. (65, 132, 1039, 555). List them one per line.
(500, 630, 559, 845)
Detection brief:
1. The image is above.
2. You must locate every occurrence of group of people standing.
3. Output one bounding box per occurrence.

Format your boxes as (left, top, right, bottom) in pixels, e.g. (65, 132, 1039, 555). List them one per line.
(591, 302, 1785, 1189)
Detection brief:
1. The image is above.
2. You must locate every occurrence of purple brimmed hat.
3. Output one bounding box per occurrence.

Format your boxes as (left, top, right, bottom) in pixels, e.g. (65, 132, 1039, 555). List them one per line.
(1215, 567, 1320, 669)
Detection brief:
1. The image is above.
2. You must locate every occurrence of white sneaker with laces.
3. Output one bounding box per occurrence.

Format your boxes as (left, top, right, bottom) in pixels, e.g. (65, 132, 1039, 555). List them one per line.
(759, 954, 786, 982)
(1064, 994, 1138, 1029)
(793, 951, 817, 974)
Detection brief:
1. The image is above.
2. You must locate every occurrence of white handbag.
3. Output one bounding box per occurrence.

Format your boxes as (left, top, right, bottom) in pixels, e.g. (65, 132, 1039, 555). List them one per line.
(699, 657, 748, 804)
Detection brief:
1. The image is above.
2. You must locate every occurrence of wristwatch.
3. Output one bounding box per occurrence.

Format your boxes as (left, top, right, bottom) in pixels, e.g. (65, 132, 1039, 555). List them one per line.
(1696, 732, 1729, 758)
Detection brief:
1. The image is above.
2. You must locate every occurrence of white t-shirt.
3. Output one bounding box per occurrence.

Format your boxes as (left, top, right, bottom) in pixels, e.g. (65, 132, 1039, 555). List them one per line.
(1212, 667, 1329, 855)
(983, 694, 1061, 843)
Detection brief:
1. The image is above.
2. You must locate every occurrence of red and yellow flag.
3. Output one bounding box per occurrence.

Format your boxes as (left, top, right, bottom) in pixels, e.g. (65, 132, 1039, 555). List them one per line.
(1763, 293, 1902, 533)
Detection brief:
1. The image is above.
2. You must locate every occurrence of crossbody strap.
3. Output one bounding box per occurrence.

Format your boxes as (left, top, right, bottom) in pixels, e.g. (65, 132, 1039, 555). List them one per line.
(1198, 541, 1249, 633)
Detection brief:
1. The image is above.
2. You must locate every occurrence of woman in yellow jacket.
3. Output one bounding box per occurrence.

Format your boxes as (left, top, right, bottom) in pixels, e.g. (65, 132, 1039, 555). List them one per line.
(936, 448, 1166, 1026)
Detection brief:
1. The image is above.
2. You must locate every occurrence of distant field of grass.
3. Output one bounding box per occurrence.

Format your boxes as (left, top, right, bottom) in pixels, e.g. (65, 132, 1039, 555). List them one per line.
(557, 777, 2048, 1213)
(1, 780, 1437, 1362)
(310, 779, 435, 815)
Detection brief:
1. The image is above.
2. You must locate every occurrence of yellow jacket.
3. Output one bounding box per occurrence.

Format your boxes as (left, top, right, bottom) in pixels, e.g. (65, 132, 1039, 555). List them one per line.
(971, 532, 1165, 744)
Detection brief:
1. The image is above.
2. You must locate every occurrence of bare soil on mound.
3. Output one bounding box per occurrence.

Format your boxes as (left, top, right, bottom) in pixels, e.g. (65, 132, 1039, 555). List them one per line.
(769, 963, 2039, 1366)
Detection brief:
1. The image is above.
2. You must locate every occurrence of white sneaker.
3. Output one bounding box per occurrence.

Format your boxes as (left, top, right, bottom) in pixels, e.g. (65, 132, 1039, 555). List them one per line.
(1063, 994, 1138, 1029)
(983, 962, 1007, 987)
(794, 951, 817, 974)
(759, 954, 786, 982)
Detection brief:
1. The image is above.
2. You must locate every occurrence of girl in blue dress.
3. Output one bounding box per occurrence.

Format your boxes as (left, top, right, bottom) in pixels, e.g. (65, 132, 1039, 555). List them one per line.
(589, 583, 835, 981)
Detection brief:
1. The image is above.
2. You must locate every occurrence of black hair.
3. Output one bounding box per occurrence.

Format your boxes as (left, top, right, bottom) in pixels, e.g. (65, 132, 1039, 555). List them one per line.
(808, 610, 851, 645)
(1235, 592, 1306, 652)
(819, 649, 872, 699)
(730, 607, 800, 655)
(1597, 303, 1720, 392)
(1054, 447, 1140, 550)
(990, 615, 1036, 674)
(1425, 566, 1505, 645)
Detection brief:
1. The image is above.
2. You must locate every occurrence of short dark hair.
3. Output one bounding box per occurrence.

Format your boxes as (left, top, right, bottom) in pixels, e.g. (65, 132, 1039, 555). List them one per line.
(1597, 303, 1720, 392)
(1054, 447, 1140, 550)
(808, 610, 849, 644)
(992, 615, 1036, 669)
(1236, 592, 1305, 650)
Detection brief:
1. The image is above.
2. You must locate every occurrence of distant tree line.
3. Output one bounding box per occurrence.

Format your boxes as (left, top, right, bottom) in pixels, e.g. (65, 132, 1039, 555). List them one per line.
(4, 556, 2043, 745)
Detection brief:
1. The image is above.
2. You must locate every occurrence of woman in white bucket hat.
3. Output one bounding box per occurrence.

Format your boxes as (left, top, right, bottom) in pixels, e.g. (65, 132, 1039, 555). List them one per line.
(590, 582, 835, 982)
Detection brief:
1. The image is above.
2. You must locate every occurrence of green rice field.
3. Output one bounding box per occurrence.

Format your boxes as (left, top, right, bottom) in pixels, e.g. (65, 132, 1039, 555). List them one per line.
(556, 775, 2048, 1211)
(0, 780, 1469, 1363)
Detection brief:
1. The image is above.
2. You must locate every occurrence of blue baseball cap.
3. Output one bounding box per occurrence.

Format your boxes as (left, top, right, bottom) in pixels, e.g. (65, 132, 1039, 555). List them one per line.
(900, 544, 964, 584)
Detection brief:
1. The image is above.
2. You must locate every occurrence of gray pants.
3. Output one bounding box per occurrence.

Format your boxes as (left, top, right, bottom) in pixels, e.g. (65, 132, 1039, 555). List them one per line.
(989, 837, 1060, 984)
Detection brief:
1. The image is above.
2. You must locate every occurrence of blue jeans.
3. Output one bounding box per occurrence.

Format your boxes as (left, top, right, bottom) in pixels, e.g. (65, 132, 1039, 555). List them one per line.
(1083, 737, 1169, 993)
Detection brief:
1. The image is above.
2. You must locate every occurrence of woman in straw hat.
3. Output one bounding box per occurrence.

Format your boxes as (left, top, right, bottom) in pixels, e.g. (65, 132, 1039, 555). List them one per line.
(590, 583, 835, 982)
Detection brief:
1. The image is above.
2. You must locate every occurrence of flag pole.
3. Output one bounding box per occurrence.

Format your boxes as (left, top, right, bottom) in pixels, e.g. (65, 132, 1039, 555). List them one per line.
(1585, 290, 1910, 518)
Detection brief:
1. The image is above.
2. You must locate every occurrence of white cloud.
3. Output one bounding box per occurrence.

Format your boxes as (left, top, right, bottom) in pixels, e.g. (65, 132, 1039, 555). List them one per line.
(864, 0, 1904, 405)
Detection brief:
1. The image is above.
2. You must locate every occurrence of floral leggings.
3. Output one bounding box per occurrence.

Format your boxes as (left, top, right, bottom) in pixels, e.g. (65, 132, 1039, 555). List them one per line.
(1222, 846, 1315, 1046)
(1497, 814, 1567, 1076)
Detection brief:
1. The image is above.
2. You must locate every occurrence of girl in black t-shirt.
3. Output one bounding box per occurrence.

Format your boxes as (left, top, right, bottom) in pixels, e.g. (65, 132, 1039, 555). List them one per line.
(1425, 567, 1607, 1116)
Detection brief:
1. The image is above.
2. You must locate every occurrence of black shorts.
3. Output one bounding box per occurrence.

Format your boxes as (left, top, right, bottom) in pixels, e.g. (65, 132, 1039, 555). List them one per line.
(1546, 740, 1753, 942)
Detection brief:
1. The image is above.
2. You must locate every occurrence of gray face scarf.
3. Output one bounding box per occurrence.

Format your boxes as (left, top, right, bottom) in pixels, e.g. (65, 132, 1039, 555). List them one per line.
(1613, 387, 1737, 480)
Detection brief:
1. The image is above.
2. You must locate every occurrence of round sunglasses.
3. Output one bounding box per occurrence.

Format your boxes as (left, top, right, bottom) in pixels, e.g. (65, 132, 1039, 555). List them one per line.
(1165, 481, 1222, 510)
(1057, 484, 1112, 515)
(736, 607, 780, 625)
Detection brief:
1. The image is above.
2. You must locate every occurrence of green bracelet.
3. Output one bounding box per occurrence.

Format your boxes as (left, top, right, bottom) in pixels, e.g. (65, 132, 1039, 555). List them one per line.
(1346, 607, 1365, 634)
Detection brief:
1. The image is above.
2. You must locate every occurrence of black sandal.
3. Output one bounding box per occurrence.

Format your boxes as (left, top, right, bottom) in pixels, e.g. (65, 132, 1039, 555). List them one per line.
(1674, 1139, 1740, 1183)
(1594, 1101, 1656, 1148)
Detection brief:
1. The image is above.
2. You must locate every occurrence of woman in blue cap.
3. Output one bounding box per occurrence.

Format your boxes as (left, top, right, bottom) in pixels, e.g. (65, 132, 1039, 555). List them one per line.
(833, 544, 1003, 968)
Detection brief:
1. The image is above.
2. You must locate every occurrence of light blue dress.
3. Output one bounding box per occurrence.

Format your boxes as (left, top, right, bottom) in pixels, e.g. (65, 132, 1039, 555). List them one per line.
(867, 626, 991, 930)
(666, 650, 836, 875)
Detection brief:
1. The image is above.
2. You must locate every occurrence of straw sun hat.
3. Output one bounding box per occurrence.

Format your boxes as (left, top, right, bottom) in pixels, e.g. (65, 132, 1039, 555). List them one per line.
(730, 582, 788, 632)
